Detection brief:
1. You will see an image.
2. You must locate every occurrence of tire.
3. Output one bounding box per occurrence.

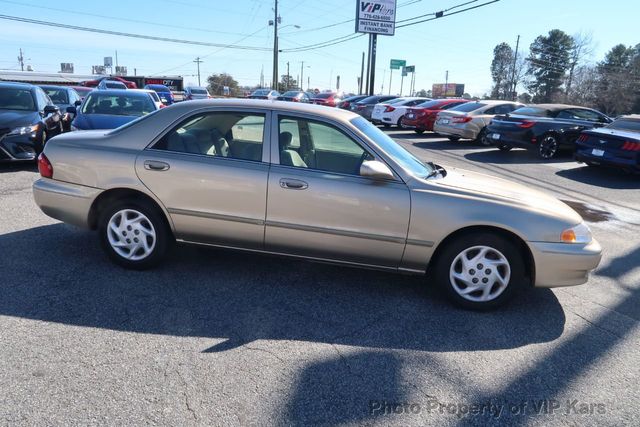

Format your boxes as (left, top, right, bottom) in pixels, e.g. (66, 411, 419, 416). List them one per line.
(433, 232, 526, 310)
(538, 134, 559, 159)
(397, 116, 405, 128)
(415, 129, 425, 135)
(497, 143, 512, 152)
(383, 123, 391, 128)
(447, 136, 460, 142)
(98, 198, 171, 270)
(476, 128, 491, 146)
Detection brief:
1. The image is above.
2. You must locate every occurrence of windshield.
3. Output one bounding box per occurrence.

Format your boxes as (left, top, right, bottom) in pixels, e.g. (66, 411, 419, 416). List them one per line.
(252, 89, 270, 96)
(415, 100, 445, 109)
(82, 93, 156, 116)
(106, 109, 161, 135)
(42, 88, 69, 105)
(450, 102, 486, 112)
(512, 106, 550, 117)
(0, 88, 36, 111)
(190, 88, 208, 95)
(105, 82, 126, 89)
(351, 116, 433, 178)
(386, 98, 407, 105)
(607, 118, 640, 132)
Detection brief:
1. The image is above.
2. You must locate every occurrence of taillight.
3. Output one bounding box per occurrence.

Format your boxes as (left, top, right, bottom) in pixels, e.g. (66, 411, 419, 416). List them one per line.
(518, 120, 536, 129)
(622, 141, 640, 151)
(452, 116, 472, 124)
(577, 134, 588, 142)
(38, 153, 53, 178)
(159, 104, 166, 108)
(384, 105, 396, 112)
(357, 104, 365, 110)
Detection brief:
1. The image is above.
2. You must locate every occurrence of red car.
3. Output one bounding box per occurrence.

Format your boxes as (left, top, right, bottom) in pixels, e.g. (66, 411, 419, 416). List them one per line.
(402, 99, 469, 134)
(311, 92, 342, 107)
(81, 76, 137, 89)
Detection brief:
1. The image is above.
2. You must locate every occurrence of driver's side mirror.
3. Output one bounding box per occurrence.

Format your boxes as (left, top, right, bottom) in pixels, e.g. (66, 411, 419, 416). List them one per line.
(66, 106, 77, 115)
(360, 160, 395, 180)
(74, 100, 82, 107)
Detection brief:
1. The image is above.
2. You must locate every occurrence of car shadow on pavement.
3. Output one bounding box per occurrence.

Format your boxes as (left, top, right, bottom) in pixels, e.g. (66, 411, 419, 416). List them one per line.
(464, 149, 573, 165)
(556, 166, 640, 190)
(0, 224, 566, 354)
(0, 163, 37, 174)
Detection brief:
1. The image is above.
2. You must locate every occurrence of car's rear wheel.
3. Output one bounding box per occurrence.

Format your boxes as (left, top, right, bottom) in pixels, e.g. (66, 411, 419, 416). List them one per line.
(98, 199, 170, 270)
(476, 128, 491, 146)
(433, 232, 526, 310)
(538, 134, 559, 159)
(497, 143, 512, 151)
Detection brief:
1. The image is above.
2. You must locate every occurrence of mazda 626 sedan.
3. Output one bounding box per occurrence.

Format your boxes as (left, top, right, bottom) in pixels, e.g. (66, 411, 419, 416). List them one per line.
(33, 100, 602, 309)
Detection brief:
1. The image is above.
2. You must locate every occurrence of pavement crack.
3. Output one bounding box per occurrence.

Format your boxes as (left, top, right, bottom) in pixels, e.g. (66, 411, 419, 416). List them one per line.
(243, 345, 287, 364)
(175, 368, 198, 422)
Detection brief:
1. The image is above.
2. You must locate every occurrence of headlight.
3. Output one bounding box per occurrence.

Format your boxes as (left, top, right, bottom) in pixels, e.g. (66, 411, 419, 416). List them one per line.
(8, 124, 40, 136)
(561, 222, 592, 244)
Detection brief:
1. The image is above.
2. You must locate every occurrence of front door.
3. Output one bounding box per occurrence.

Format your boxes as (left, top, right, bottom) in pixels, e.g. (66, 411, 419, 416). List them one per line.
(136, 109, 270, 250)
(265, 114, 411, 268)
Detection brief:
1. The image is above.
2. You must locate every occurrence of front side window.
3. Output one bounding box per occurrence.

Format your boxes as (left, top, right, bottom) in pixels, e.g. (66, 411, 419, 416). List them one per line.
(278, 116, 372, 175)
(154, 112, 265, 161)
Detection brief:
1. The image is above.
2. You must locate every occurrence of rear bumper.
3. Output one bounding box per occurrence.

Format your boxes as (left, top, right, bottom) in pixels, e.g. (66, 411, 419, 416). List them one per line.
(529, 239, 602, 287)
(575, 149, 640, 172)
(433, 123, 476, 139)
(33, 178, 102, 228)
(485, 128, 534, 148)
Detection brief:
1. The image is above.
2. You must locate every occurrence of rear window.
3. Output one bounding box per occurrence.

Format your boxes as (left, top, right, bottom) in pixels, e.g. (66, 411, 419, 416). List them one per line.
(512, 107, 550, 117)
(415, 100, 446, 109)
(282, 91, 301, 97)
(252, 89, 270, 96)
(608, 118, 640, 132)
(191, 88, 208, 95)
(82, 93, 156, 116)
(314, 93, 334, 99)
(450, 102, 486, 112)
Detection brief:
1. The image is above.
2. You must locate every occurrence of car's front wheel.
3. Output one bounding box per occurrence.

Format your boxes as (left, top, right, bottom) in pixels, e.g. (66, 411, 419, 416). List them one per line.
(433, 232, 526, 310)
(98, 199, 171, 270)
(497, 143, 512, 152)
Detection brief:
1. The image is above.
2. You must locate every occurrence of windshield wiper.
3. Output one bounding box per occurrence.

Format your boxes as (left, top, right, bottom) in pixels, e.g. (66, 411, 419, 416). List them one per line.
(426, 162, 446, 179)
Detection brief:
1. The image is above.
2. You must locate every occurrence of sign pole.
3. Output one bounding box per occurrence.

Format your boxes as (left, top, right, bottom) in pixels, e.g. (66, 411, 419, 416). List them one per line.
(365, 34, 372, 95)
(368, 34, 377, 95)
(400, 72, 404, 96)
(388, 68, 393, 95)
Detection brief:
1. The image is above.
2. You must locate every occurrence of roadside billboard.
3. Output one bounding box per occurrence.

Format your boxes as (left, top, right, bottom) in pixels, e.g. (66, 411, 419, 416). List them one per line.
(432, 83, 465, 98)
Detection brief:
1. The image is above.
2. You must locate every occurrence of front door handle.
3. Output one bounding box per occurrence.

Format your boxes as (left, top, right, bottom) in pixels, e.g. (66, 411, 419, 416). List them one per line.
(144, 160, 170, 171)
(279, 178, 308, 190)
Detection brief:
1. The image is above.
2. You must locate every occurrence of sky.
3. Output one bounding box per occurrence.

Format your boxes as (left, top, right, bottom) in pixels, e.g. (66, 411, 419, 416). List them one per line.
(0, 0, 638, 96)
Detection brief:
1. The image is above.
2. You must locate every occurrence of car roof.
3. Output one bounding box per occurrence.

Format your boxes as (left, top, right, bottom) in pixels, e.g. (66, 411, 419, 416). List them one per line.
(88, 89, 147, 97)
(531, 103, 589, 111)
(165, 98, 359, 121)
(0, 81, 35, 90)
(471, 99, 519, 105)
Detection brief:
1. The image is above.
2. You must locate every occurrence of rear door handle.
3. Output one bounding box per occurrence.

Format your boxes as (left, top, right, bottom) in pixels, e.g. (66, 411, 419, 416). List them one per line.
(279, 178, 308, 190)
(144, 160, 170, 171)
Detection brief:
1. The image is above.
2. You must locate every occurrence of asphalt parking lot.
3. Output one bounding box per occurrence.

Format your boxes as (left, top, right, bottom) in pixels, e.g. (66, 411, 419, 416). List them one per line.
(0, 131, 638, 426)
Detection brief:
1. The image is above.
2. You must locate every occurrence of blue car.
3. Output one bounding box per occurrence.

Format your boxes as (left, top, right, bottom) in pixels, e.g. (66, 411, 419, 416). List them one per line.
(144, 84, 174, 105)
(70, 90, 158, 130)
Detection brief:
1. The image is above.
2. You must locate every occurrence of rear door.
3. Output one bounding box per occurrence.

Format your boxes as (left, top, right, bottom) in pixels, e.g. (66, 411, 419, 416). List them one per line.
(135, 108, 271, 250)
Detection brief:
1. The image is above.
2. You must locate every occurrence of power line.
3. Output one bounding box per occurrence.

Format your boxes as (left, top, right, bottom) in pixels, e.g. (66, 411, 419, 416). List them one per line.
(0, 14, 271, 51)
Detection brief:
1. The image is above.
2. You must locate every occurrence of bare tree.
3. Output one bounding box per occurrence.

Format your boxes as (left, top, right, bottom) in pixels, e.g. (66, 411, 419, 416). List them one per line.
(565, 31, 595, 99)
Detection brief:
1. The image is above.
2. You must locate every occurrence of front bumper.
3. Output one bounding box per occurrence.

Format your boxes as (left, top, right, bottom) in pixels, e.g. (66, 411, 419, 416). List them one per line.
(0, 133, 40, 162)
(529, 239, 602, 287)
(33, 178, 102, 228)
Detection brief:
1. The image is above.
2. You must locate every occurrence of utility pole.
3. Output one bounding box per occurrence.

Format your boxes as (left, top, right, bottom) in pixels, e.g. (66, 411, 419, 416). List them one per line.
(445, 70, 449, 97)
(286, 61, 290, 90)
(17, 48, 24, 71)
(272, 0, 279, 90)
(388, 68, 393, 95)
(115, 50, 119, 68)
(260, 65, 264, 88)
(368, 34, 377, 95)
(307, 76, 310, 91)
(509, 35, 520, 101)
(400, 69, 404, 96)
(300, 61, 305, 91)
(194, 57, 203, 86)
(359, 51, 365, 94)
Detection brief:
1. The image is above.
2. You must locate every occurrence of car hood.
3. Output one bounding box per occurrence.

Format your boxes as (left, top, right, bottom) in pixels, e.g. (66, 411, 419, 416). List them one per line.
(584, 127, 640, 140)
(73, 113, 140, 130)
(0, 110, 40, 128)
(426, 168, 582, 223)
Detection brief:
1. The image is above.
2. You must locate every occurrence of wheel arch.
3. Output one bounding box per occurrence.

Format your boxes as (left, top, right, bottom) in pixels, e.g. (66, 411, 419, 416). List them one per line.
(88, 187, 174, 235)
(427, 225, 535, 287)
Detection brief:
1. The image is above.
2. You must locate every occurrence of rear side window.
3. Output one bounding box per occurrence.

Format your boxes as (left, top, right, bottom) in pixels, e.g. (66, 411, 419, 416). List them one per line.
(512, 107, 550, 117)
(416, 100, 445, 109)
(450, 102, 486, 113)
(153, 112, 265, 162)
(486, 104, 518, 115)
(608, 119, 640, 132)
(442, 102, 466, 110)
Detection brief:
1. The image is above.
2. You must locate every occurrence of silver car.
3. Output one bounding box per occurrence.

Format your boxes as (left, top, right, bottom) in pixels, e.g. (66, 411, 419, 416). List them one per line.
(33, 100, 602, 309)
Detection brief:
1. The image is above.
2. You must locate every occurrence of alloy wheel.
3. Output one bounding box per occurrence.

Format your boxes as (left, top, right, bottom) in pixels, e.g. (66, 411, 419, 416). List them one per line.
(539, 135, 558, 159)
(449, 245, 511, 302)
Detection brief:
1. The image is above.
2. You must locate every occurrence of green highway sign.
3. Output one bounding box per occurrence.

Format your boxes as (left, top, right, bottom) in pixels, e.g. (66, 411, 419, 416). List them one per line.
(404, 65, 415, 73)
(390, 59, 406, 70)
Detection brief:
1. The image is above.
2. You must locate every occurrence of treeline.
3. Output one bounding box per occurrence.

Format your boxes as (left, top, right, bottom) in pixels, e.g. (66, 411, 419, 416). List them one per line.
(490, 29, 640, 115)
